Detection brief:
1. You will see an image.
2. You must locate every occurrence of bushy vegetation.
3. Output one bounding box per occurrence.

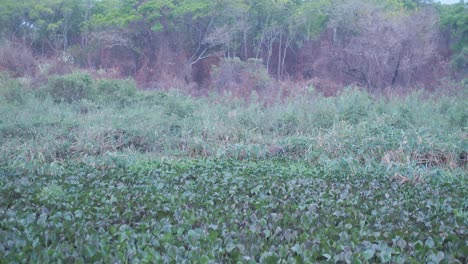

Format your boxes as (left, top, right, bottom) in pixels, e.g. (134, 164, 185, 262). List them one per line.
(0, 73, 30, 104)
(0, 74, 467, 262)
(211, 58, 273, 96)
(44, 73, 96, 103)
(1, 74, 466, 172)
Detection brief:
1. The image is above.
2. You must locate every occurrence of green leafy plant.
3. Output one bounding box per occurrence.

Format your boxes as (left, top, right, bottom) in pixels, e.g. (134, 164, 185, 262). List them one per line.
(44, 72, 95, 103)
(37, 183, 66, 203)
(0, 160, 466, 262)
(0, 73, 29, 104)
(95, 78, 137, 105)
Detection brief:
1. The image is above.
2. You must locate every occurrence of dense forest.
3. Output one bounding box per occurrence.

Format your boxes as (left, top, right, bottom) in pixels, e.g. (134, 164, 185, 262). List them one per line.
(0, 0, 466, 92)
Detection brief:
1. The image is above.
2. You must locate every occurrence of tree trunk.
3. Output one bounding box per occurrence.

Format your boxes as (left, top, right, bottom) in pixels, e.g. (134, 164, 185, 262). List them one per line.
(391, 55, 402, 86)
(243, 30, 248, 59)
(281, 35, 292, 78)
(277, 30, 283, 79)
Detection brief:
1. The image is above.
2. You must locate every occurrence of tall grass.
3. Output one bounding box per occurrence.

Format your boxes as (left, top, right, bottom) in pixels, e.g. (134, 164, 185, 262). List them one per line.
(0, 73, 466, 182)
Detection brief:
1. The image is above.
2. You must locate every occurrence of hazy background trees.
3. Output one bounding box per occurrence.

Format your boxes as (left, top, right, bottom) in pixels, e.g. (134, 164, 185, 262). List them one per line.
(0, 0, 466, 90)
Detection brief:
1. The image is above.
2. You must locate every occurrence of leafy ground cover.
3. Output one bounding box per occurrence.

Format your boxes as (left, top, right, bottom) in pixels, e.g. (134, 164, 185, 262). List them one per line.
(0, 74, 467, 262)
(1, 160, 467, 263)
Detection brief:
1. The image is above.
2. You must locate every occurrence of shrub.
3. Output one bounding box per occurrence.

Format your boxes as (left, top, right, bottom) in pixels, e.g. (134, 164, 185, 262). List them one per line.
(0, 40, 36, 77)
(278, 136, 315, 157)
(336, 87, 373, 124)
(273, 112, 300, 136)
(45, 72, 95, 103)
(33, 59, 72, 87)
(96, 78, 137, 105)
(446, 100, 467, 128)
(310, 98, 337, 128)
(308, 78, 343, 97)
(210, 58, 274, 97)
(0, 73, 29, 104)
(451, 46, 467, 74)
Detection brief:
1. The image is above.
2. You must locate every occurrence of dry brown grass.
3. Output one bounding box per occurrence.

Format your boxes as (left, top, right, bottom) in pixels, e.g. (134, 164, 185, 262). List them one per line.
(0, 41, 36, 77)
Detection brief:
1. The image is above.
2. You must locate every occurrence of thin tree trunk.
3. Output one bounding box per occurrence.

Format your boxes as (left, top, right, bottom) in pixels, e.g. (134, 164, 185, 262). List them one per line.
(228, 33, 233, 59)
(281, 35, 292, 78)
(266, 39, 273, 74)
(391, 55, 402, 86)
(277, 30, 283, 79)
(255, 35, 263, 59)
(243, 30, 248, 59)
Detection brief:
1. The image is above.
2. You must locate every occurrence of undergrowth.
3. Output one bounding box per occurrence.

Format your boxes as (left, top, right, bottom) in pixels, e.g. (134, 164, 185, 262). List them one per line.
(0, 73, 466, 182)
(0, 73, 467, 262)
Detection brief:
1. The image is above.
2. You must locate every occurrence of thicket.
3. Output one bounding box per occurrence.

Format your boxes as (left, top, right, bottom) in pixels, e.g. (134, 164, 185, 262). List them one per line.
(0, 73, 466, 179)
(438, 2, 468, 74)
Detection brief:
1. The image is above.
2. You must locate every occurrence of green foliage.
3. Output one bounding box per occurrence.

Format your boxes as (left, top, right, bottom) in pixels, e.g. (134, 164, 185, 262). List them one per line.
(293, 0, 331, 40)
(0, 0, 464, 83)
(336, 87, 373, 124)
(0, 76, 467, 261)
(41, 74, 139, 105)
(91, 0, 140, 27)
(96, 78, 137, 105)
(0, 0, 29, 34)
(0, 160, 466, 262)
(37, 183, 66, 204)
(438, 2, 468, 72)
(0, 73, 29, 104)
(1, 80, 465, 172)
(451, 46, 467, 73)
(91, 0, 212, 32)
(439, 2, 468, 51)
(44, 72, 95, 103)
(0, 0, 85, 50)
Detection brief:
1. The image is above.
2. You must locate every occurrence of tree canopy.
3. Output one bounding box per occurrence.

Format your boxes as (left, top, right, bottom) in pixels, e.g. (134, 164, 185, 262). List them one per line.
(0, 0, 465, 87)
